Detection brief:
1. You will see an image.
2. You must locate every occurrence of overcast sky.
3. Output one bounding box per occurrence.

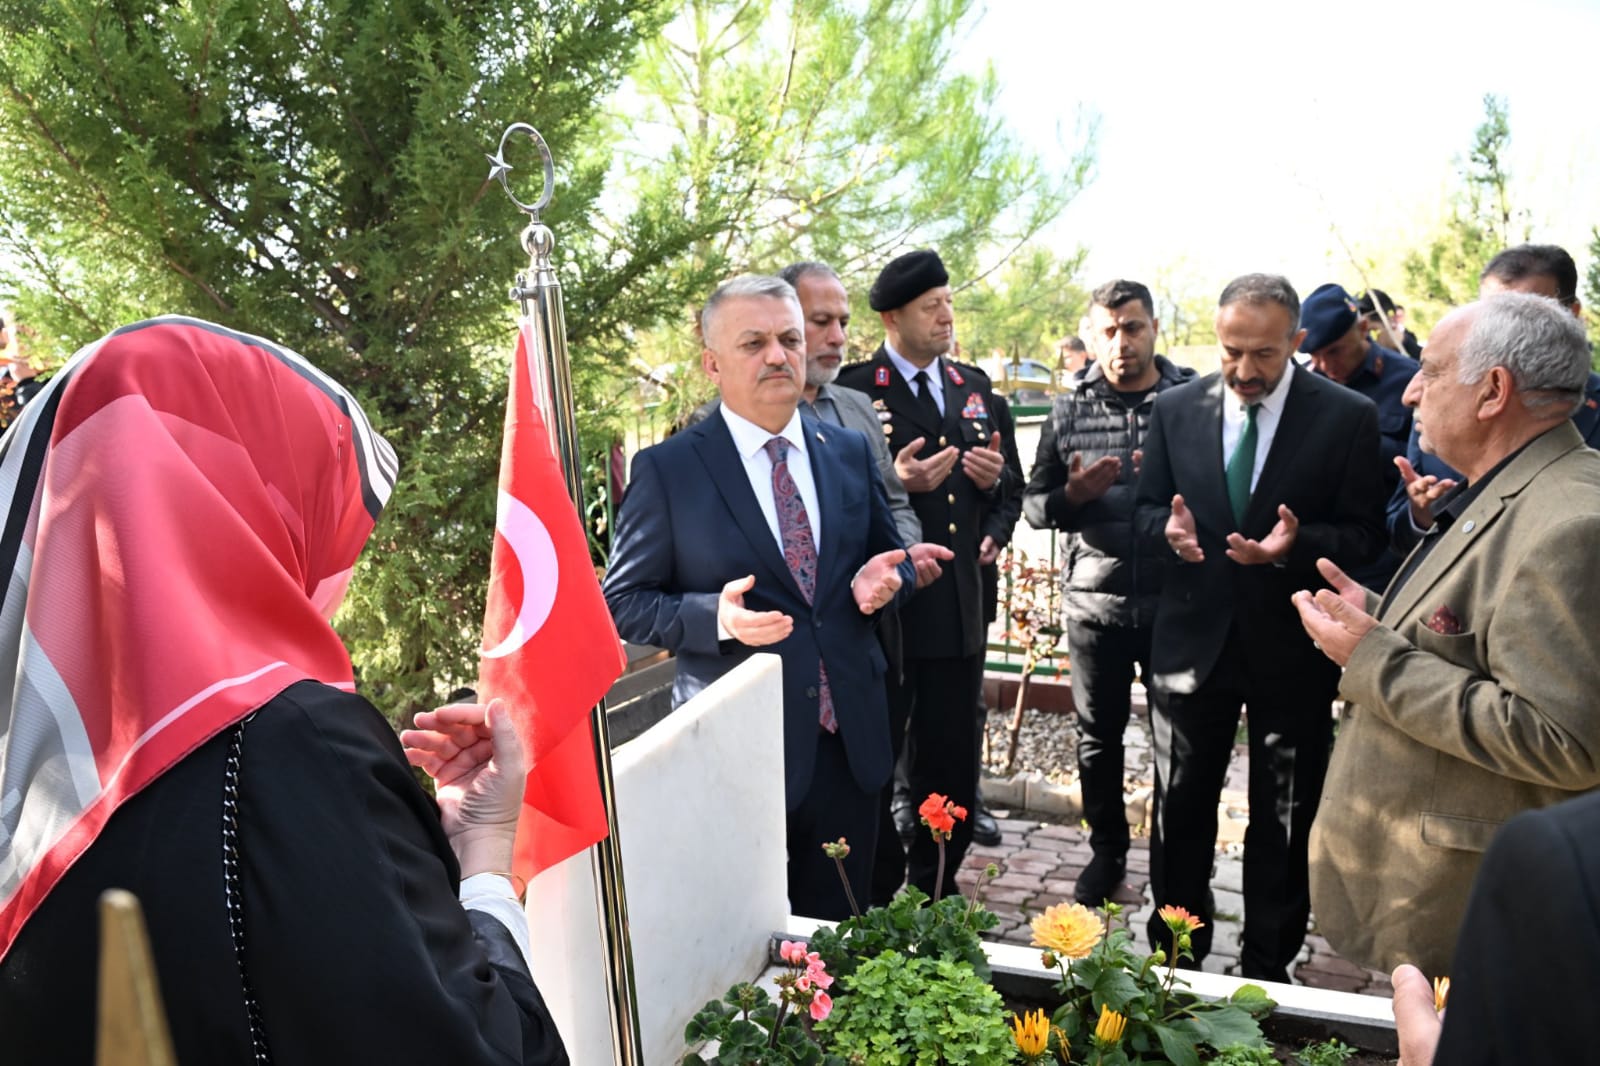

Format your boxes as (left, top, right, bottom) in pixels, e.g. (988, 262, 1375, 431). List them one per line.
(955, 0, 1600, 309)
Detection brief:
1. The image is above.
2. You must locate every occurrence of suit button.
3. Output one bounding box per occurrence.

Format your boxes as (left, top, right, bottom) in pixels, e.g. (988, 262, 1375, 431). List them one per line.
(947, 493, 955, 504)
(813, 619, 822, 629)
(806, 686, 818, 699)
(938, 435, 947, 446)
(948, 522, 957, 534)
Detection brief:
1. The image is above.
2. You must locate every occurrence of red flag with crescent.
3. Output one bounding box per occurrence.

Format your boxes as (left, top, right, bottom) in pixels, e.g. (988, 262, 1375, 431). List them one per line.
(479, 321, 626, 880)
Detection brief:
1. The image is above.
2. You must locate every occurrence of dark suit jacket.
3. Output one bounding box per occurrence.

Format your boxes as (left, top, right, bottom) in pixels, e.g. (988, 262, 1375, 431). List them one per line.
(1134, 368, 1386, 694)
(837, 348, 1014, 659)
(1433, 791, 1600, 1064)
(0, 682, 567, 1066)
(602, 409, 914, 809)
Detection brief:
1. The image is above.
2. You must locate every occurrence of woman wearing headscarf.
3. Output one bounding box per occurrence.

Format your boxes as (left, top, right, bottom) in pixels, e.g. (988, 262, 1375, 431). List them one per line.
(0, 317, 568, 1063)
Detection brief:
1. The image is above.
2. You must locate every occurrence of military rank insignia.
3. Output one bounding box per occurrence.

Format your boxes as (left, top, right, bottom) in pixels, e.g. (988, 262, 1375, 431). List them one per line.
(946, 364, 965, 386)
(874, 366, 890, 387)
(961, 393, 988, 420)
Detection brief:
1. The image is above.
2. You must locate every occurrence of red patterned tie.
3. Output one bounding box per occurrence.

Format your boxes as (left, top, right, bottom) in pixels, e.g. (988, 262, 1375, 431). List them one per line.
(764, 437, 837, 733)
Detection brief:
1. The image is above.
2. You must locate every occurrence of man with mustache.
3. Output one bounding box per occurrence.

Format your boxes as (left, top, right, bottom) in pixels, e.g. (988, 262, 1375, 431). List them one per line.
(604, 274, 922, 919)
(837, 249, 1011, 900)
(1133, 273, 1386, 981)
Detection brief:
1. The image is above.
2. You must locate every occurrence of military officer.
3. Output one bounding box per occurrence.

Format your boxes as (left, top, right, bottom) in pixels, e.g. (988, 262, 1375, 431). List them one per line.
(837, 249, 1011, 898)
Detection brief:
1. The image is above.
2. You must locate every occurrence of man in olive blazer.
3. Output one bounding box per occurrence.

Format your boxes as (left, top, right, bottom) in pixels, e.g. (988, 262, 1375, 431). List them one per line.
(1297, 292, 1600, 977)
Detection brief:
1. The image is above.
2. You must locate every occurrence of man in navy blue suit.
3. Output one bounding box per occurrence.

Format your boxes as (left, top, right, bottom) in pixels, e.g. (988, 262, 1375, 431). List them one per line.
(1390, 243, 1600, 554)
(603, 274, 930, 919)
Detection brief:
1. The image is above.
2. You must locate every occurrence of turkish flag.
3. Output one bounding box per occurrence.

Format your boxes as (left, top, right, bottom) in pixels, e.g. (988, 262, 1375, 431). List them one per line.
(479, 321, 626, 880)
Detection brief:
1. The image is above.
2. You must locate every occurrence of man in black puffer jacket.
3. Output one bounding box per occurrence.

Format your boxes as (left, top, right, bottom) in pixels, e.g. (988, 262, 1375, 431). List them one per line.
(1022, 279, 1195, 906)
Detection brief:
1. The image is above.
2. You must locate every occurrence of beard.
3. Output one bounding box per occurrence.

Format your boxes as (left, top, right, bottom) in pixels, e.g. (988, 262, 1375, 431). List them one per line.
(806, 358, 842, 388)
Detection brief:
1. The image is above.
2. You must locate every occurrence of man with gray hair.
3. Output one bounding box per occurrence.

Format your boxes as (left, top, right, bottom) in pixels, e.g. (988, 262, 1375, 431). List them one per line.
(1134, 273, 1386, 981)
(604, 274, 925, 919)
(1298, 292, 1600, 977)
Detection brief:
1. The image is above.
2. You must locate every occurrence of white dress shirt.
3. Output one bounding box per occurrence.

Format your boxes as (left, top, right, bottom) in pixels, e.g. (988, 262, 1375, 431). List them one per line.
(1221, 360, 1295, 492)
(719, 405, 822, 550)
(885, 343, 945, 417)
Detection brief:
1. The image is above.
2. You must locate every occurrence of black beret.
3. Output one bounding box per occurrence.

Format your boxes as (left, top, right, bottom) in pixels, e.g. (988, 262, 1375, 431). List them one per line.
(869, 249, 950, 312)
(1298, 282, 1360, 353)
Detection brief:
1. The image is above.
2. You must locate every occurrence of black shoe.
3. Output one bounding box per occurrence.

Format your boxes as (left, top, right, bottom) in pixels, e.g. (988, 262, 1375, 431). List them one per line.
(971, 804, 1001, 847)
(892, 801, 917, 843)
(1073, 852, 1127, 906)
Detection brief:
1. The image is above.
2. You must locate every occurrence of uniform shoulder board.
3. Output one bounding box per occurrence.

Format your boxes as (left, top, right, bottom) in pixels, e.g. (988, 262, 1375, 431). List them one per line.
(953, 360, 991, 381)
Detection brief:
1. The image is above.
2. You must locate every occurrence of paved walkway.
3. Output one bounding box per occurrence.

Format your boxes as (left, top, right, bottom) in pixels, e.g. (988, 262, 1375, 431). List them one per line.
(964, 691, 1391, 997)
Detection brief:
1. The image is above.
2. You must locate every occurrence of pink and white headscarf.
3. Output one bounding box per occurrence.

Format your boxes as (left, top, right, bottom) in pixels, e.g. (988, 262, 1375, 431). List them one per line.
(0, 316, 397, 961)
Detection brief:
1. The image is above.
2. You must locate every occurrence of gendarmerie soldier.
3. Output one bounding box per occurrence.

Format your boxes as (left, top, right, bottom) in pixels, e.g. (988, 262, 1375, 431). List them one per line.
(837, 249, 1012, 899)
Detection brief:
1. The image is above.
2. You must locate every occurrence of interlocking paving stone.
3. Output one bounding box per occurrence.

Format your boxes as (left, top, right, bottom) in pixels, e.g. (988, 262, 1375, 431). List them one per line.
(972, 700, 1389, 997)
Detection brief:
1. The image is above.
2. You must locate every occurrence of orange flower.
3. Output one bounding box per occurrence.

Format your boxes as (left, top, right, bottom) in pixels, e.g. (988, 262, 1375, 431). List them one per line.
(1158, 904, 1206, 935)
(918, 792, 968, 840)
(1029, 901, 1103, 960)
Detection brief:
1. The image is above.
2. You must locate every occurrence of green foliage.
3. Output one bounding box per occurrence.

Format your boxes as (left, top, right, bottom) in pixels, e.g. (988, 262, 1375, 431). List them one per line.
(1585, 226, 1600, 356)
(1403, 94, 1526, 328)
(1046, 907, 1274, 1066)
(1208, 1045, 1277, 1066)
(958, 245, 1088, 366)
(682, 983, 847, 1065)
(815, 951, 1018, 1064)
(1293, 1037, 1357, 1066)
(0, 0, 738, 721)
(619, 0, 1090, 381)
(808, 884, 998, 984)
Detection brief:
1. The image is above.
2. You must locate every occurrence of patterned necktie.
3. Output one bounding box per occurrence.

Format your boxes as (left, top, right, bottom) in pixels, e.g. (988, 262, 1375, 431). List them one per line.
(763, 437, 836, 733)
(914, 369, 942, 422)
(1225, 403, 1259, 526)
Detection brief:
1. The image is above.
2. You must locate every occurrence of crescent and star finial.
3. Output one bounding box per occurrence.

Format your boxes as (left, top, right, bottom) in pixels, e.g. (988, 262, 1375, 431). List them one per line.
(485, 122, 555, 219)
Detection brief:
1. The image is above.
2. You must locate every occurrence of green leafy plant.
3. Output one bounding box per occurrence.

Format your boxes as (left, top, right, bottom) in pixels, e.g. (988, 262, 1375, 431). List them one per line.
(1032, 901, 1276, 1066)
(1209, 1045, 1277, 1066)
(815, 951, 1019, 1064)
(809, 883, 998, 984)
(681, 944, 846, 1065)
(1294, 1037, 1357, 1066)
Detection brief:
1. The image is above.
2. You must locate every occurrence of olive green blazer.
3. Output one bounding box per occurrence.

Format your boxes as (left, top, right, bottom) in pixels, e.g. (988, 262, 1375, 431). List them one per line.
(1310, 421, 1600, 976)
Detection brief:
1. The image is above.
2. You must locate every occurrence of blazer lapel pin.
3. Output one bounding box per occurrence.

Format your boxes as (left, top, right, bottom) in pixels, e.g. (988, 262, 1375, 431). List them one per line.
(1424, 604, 1463, 635)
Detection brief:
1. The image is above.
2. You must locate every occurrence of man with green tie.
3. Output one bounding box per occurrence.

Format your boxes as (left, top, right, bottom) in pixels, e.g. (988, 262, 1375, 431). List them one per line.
(1133, 273, 1387, 982)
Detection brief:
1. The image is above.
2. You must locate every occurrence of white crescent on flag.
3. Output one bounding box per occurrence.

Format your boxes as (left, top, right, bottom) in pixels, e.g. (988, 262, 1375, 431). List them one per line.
(481, 490, 560, 659)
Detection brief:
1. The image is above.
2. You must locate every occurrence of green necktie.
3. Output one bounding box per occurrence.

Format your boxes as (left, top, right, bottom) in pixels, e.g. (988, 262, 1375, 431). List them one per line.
(1225, 403, 1258, 526)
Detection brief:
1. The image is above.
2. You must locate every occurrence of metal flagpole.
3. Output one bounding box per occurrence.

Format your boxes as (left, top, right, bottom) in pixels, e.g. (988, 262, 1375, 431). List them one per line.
(487, 121, 643, 1066)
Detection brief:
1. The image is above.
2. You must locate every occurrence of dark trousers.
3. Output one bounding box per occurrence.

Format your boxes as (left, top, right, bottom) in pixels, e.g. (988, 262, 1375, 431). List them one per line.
(787, 728, 880, 921)
(1145, 644, 1334, 980)
(897, 652, 984, 899)
(870, 669, 912, 906)
(1068, 620, 1153, 860)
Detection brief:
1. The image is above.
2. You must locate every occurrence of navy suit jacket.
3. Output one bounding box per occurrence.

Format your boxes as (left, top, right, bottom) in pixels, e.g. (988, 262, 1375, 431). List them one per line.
(603, 409, 914, 809)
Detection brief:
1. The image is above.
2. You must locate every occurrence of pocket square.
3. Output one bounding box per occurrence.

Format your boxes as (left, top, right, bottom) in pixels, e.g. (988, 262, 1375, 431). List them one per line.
(1425, 604, 1463, 635)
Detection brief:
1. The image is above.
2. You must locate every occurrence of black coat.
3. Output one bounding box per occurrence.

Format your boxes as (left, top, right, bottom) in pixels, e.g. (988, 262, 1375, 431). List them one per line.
(837, 348, 1014, 659)
(1022, 355, 1195, 627)
(1133, 369, 1386, 694)
(0, 680, 568, 1065)
(1433, 791, 1600, 1064)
